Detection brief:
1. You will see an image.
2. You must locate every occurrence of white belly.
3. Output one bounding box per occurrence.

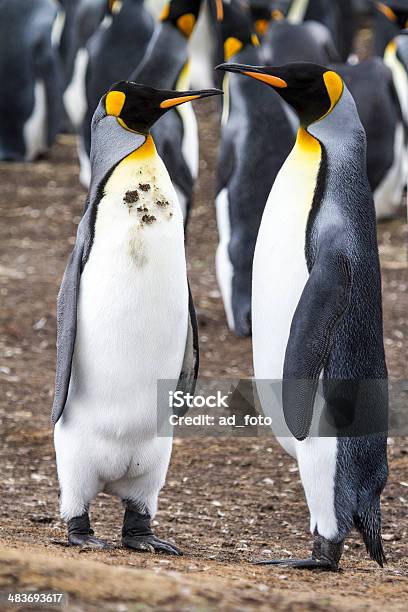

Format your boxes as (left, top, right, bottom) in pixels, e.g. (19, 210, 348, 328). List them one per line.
(64, 141, 188, 441)
(23, 80, 47, 161)
(63, 48, 89, 128)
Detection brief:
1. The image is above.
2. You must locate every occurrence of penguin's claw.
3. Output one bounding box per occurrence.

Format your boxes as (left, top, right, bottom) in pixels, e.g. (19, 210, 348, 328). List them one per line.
(122, 535, 182, 556)
(253, 558, 338, 571)
(68, 534, 112, 549)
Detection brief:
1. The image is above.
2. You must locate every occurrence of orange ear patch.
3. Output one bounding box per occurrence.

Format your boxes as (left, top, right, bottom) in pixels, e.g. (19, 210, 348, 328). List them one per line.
(254, 19, 270, 36)
(176, 13, 196, 37)
(106, 91, 126, 116)
(224, 37, 243, 60)
(322, 71, 344, 117)
(160, 2, 170, 21)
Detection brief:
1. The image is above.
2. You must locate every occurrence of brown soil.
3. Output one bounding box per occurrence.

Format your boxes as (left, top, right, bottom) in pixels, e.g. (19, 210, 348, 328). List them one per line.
(0, 100, 407, 611)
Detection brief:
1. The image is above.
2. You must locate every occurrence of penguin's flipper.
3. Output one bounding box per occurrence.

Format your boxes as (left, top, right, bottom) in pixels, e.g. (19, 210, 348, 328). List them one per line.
(282, 250, 353, 440)
(175, 283, 199, 415)
(52, 239, 85, 425)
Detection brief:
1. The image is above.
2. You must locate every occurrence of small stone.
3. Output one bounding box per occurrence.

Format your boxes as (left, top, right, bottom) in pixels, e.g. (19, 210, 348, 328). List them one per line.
(156, 199, 170, 207)
(139, 183, 150, 191)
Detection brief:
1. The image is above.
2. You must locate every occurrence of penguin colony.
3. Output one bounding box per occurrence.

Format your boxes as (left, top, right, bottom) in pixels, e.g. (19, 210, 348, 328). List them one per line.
(1, 0, 407, 570)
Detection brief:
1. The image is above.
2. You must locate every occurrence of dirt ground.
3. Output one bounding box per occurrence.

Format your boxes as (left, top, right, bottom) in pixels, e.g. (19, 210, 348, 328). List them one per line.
(0, 95, 408, 610)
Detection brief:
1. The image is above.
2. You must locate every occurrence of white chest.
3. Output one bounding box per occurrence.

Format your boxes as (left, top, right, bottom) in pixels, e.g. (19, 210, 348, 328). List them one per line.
(69, 140, 188, 425)
(252, 129, 321, 379)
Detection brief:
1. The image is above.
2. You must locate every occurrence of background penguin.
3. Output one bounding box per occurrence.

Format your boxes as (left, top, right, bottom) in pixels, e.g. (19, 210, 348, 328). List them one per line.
(374, 0, 408, 56)
(334, 58, 407, 219)
(62, 0, 107, 133)
(384, 29, 408, 127)
(217, 61, 388, 570)
(129, 0, 204, 224)
(284, 0, 355, 61)
(0, 0, 63, 161)
(52, 81, 220, 550)
(216, 0, 294, 337)
(77, 0, 154, 186)
(263, 13, 341, 65)
(249, 0, 275, 38)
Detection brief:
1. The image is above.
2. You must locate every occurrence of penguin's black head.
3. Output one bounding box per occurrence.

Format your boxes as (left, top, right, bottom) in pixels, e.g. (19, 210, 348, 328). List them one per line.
(215, 62, 344, 126)
(375, 1, 408, 29)
(219, 1, 260, 60)
(104, 81, 222, 134)
(160, 0, 202, 38)
(249, 1, 277, 37)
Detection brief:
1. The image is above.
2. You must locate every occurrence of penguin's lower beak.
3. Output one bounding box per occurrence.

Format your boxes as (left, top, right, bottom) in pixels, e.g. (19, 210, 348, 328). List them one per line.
(215, 64, 288, 88)
(215, 0, 224, 21)
(159, 88, 223, 109)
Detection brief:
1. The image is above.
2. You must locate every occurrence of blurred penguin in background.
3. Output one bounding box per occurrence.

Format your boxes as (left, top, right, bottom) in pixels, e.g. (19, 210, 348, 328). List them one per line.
(129, 0, 205, 225)
(384, 29, 408, 125)
(374, 0, 408, 56)
(249, 0, 275, 38)
(216, 0, 294, 337)
(335, 58, 407, 219)
(263, 6, 341, 64)
(77, 0, 154, 186)
(63, 0, 107, 131)
(284, 0, 356, 61)
(53, 0, 81, 85)
(0, 0, 63, 161)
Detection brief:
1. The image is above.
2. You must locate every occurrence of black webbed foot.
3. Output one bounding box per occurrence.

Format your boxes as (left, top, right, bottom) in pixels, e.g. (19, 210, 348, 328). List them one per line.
(253, 534, 343, 572)
(67, 513, 111, 549)
(122, 502, 182, 556)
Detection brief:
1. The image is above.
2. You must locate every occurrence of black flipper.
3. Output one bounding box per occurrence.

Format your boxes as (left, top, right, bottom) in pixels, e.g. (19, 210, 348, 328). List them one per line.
(175, 283, 199, 416)
(52, 241, 85, 425)
(282, 250, 352, 440)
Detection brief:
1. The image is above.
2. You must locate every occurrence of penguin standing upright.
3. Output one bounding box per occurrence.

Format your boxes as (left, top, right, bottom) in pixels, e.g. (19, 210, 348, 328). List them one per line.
(77, 0, 154, 186)
(216, 0, 294, 336)
(384, 29, 408, 126)
(129, 0, 204, 224)
(374, 1, 408, 56)
(0, 0, 63, 161)
(217, 61, 388, 570)
(334, 58, 407, 219)
(53, 81, 221, 550)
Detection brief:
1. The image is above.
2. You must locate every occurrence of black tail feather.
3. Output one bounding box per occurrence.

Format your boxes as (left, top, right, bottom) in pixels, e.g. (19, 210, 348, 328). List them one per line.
(354, 503, 386, 567)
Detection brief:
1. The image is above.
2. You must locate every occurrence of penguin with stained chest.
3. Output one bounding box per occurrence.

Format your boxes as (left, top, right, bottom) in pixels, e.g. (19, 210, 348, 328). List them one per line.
(129, 0, 204, 225)
(77, 0, 154, 186)
(53, 81, 221, 550)
(216, 0, 294, 336)
(217, 61, 388, 570)
(0, 0, 63, 161)
(374, 1, 408, 56)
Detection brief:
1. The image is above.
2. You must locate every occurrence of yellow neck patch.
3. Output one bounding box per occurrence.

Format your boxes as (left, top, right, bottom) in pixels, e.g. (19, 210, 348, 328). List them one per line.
(385, 39, 397, 59)
(224, 37, 243, 60)
(321, 71, 344, 120)
(177, 13, 196, 37)
(160, 2, 170, 21)
(125, 135, 156, 162)
(296, 128, 321, 154)
(106, 91, 126, 117)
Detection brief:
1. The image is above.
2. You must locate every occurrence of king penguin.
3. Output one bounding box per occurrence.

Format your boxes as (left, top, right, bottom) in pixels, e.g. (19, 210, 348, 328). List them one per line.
(384, 29, 408, 127)
(217, 61, 388, 570)
(77, 0, 154, 186)
(334, 58, 407, 219)
(53, 81, 221, 550)
(216, 0, 294, 337)
(374, 1, 408, 56)
(128, 0, 204, 225)
(0, 0, 63, 161)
